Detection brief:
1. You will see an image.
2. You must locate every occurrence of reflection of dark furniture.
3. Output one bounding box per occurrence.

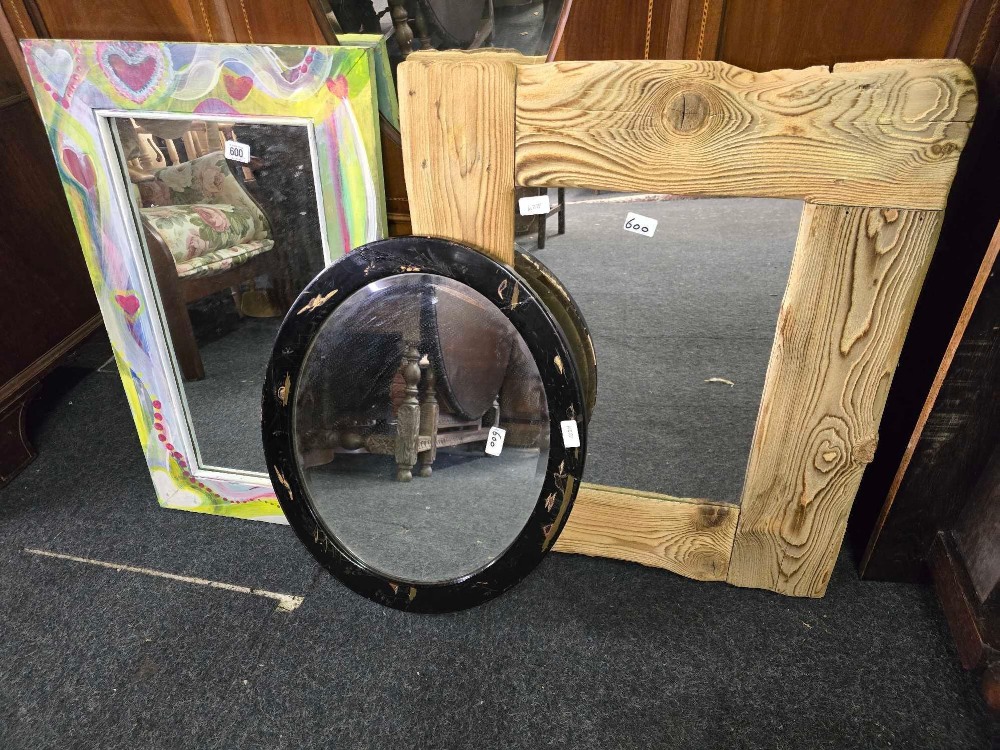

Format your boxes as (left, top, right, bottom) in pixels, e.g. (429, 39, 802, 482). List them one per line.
(536, 187, 565, 250)
(387, 0, 492, 58)
(298, 282, 538, 481)
(368, 344, 499, 482)
(137, 153, 285, 381)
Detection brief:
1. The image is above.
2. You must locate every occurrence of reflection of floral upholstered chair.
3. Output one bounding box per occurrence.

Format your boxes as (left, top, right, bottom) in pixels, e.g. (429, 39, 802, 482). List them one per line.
(137, 152, 283, 381)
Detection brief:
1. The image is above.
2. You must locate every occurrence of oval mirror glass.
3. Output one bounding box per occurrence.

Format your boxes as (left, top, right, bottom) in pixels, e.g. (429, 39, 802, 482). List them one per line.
(293, 273, 549, 585)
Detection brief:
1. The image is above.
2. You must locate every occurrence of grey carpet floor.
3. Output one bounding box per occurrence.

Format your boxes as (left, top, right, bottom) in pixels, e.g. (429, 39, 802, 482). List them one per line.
(0, 331, 995, 749)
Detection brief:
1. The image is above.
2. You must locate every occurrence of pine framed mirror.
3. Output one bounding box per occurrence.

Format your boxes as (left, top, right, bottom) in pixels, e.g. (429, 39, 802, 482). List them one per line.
(398, 51, 977, 597)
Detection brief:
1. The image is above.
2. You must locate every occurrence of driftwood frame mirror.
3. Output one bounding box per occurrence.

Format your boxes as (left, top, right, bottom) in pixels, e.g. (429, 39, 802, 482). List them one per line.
(397, 51, 977, 598)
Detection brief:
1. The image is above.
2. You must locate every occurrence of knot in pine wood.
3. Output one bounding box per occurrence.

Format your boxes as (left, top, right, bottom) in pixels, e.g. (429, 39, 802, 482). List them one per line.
(852, 434, 879, 464)
(664, 89, 710, 134)
(697, 504, 729, 529)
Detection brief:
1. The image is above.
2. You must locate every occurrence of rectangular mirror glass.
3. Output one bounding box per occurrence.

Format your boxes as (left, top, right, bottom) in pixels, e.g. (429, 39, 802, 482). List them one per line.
(521, 193, 801, 505)
(107, 114, 328, 475)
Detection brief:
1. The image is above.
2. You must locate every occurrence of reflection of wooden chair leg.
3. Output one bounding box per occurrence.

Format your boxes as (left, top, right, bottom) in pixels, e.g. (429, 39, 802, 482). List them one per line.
(557, 187, 566, 236)
(394, 345, 421, 481)
(418, 359, 438, 477)
(144, 227, 205, 381)
(537, 188, 566, 250)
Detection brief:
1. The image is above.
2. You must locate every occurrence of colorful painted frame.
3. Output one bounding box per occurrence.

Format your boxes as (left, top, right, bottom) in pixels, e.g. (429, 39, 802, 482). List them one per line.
(23, 39, 386, 521)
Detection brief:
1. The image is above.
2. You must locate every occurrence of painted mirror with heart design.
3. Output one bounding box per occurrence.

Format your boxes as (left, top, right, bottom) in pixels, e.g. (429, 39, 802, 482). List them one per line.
(22, 38, 391, 520)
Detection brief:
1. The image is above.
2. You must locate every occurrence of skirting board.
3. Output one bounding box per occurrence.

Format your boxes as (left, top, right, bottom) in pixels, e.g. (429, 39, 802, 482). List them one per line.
(555, 483, 738, 582)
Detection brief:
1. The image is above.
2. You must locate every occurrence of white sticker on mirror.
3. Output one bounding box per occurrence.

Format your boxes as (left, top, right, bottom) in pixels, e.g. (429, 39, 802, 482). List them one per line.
(560, 419, 580, 448)
(225, 140, 251, 164)
(485, 426, 506, 456)
(518, 195, 550, 216)
(623, 212, 657, 237)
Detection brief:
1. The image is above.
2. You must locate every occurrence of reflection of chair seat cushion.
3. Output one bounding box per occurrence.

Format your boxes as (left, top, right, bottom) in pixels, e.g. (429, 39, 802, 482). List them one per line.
(141, 203, 270, 264)
(175, 239, 274, 278)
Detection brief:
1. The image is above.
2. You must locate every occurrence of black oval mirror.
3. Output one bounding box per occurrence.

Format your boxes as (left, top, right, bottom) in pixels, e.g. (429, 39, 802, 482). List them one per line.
(262, 237, 589, 612)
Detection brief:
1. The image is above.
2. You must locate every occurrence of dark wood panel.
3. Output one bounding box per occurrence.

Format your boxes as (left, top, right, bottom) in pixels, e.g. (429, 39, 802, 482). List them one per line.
(12, 0, 231, 41)
(0, 10, 23, 101)
(682, 0, 723, 60)
(553, 0, 680, 61)
(717, 0, 965, 71)
(0, 99, 96, 389)
(223, 0, 327, 45)
(929, 533, 999, 681)
(552, 0, 964, 67)
(956, 442, 1000, 603)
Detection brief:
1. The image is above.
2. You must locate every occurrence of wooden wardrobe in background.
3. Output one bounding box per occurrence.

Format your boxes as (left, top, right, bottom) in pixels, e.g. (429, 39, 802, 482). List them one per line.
(0, 11, 99, 486)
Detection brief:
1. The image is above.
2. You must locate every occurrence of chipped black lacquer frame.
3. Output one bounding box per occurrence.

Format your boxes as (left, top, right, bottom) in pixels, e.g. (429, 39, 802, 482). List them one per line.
(262, 236, 588, 612)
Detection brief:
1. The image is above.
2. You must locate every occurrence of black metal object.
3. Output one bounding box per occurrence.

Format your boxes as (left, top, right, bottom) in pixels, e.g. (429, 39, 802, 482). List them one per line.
(262, 236, 588, 612)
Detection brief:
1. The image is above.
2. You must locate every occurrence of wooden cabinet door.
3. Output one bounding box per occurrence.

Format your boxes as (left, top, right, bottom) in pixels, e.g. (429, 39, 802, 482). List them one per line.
(552, 0, 968, 66)
(0, 12, 99, 482)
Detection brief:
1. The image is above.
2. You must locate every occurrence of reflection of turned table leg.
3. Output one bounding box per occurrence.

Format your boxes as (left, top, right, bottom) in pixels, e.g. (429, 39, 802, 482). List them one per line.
(387, 0, 415, 57)
(418, 359, 438, 477)
(394, 345, 421, 481)
(0, 381, 41, 487)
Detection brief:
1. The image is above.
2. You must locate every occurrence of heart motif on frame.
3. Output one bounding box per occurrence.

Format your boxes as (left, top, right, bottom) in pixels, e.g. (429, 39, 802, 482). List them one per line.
(223, 74, 254, 101)
(97, 42, 168, 104)
(62, 148, 96, 191)
(26, 42, 83, 107)
(115, 293, 142, 319)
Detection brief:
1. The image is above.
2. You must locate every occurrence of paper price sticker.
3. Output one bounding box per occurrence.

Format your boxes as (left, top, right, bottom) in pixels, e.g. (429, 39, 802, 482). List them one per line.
(560, 419, 580, 448)
(224, 140, 251, 164)
(485, 426, 506, 456)
(518, 195, 551, 216)
(623, 212, 657, 237)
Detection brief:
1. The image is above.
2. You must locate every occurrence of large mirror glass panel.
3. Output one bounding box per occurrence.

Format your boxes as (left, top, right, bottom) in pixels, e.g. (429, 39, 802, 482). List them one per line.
(292, 273, 549, 585)
(108, 115, 326, 474)
(520, 194, 800, 505)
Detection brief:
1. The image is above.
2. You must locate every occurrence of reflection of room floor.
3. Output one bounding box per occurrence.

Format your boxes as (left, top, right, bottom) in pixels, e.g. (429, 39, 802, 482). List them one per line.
(307, 445, 545, 583)
(521, 196, 800, 503)
(183, 315, 280, 473)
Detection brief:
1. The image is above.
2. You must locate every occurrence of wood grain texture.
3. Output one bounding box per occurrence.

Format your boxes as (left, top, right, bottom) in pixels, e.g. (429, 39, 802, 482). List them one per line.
(728, 204, 944, 597)
(554, 483, 738, 582)
(399, 55, 517, 264)
(514, 59, 976, 209)
(407, 49, 545, 67)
